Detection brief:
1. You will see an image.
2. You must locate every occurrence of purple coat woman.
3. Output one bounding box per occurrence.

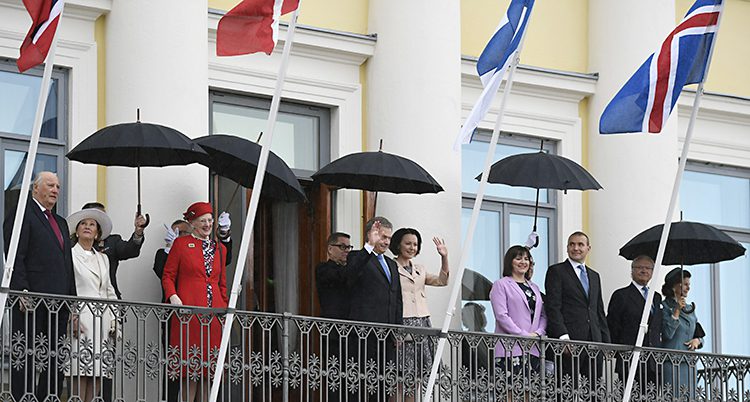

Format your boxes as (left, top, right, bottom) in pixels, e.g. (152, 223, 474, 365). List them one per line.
(489, 245, 547, 358)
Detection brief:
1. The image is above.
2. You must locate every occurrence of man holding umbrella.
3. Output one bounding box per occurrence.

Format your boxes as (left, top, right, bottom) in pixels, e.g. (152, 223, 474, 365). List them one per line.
(82, 202, 146, 300)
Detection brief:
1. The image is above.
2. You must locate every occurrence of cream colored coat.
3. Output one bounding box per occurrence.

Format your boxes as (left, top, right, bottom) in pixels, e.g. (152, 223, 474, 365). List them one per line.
(398, 262, 449, 318)
(68, 243, 118, 377)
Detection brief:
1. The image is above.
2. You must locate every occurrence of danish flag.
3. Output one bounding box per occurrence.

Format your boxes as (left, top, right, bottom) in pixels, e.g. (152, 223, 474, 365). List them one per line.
(17, 0, 64, 73)
(600, 0, 723, 134)
(216, 0, 300, 56)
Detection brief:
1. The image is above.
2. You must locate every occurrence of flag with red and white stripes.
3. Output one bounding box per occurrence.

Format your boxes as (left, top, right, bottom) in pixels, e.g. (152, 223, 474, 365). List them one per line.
(216, 0, 299, 56)
(600, 0, 722, 134)
(17, 0, 64, 73)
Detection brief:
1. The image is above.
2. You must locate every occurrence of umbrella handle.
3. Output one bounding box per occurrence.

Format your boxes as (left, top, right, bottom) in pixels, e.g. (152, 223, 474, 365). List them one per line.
(143, 213, 150, 228)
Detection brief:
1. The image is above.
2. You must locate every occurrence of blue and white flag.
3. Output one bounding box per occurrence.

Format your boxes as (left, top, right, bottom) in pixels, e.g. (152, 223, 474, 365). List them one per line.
(600, 0, 722, 134)
(454, 0, 534, 150)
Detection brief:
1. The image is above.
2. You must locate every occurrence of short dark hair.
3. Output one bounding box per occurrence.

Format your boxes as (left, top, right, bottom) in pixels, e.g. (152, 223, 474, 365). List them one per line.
(365, 216, 392, 234)
(389, 228, 422, 256)
(82, 202, 106, 211)
(502, 245, 531, 277)
(327, 232, 350, 245)
(568, 231, 590, 245)
(662, 268, 691, 298)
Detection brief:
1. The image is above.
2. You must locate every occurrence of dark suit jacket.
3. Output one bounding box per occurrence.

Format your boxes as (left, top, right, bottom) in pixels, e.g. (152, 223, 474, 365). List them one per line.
(3, 198, 75, 296)
(607, 284, 662, 347)
(345, 248, 403, 325)
(544, 260, 610, 343)
(316, 259, 350, 319)
(99, 233, 143, 299)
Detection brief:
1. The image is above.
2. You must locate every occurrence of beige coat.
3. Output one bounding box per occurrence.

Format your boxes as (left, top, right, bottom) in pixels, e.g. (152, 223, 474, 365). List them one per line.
(398, 262, 449, 318)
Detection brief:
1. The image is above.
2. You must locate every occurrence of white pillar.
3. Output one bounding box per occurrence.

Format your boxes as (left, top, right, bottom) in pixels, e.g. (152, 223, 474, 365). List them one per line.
(366, 0, 462, 327)
(587, 0, 678, 302)
(105, 0, 209, 302)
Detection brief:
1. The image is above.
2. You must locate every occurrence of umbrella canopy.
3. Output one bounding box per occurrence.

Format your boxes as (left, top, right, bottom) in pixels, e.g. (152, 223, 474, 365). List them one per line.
(312, 151, 443, 194)
(193, 135, 306, 203)
(619, 221, 746, 265)
(461, 268, 493, 301)
(476, 151, 602, 191)
(67, 121, 208, 219)
(67, 122, 207, 167)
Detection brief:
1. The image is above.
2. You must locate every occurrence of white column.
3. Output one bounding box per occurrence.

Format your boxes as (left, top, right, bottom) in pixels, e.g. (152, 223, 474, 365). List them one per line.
(587, 0, 678, 302)
(366, 0, 462, 327)
(105, 0, 209, 302)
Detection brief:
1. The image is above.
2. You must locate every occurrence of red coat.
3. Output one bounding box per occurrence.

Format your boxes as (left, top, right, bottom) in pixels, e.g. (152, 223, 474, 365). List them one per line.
(162, 235, 228, 377)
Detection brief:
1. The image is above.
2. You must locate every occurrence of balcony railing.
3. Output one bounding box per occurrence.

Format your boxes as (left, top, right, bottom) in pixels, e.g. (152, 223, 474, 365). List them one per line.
(1, 291, 749, 401)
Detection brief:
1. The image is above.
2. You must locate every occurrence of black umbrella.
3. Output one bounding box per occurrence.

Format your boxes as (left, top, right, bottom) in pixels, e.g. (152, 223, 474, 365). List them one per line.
(461, 268, 493, 301)
(193, 134, 306, 203)
(476, 140, 602, 247)
(313, 152, 442, 194)
(312, 140, 443, 210)
(619, 221, 746, 266)
(67, 116, 208, 223)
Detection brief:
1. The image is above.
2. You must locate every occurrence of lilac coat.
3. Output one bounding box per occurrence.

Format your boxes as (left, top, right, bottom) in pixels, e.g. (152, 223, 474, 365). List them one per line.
(489, 276, 547, 357)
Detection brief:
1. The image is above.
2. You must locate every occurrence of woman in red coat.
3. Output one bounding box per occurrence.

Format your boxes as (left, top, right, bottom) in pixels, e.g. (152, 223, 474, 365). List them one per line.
(162, 202, 228, 402)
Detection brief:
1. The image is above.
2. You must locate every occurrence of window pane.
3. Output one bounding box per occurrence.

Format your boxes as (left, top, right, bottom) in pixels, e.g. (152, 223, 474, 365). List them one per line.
(212, 102, 319, 171)
(461, 207, 500, 333)
(461, 141, 548, 203)
(719, 243, 750, 356)
(681, 170, 750, 229)
(685, 265, 712, 353)
(509, 213, 549, 293)
(0, 70, 58, 139)
(4, 150, 57, 218)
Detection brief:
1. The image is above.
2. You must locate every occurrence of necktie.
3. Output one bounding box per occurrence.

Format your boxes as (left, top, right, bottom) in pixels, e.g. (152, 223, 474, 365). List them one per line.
(642, 286, 649, 300)
(377, 254, 392, 283)
(578, 265, 589, 295)
(44, 209, 64, 248)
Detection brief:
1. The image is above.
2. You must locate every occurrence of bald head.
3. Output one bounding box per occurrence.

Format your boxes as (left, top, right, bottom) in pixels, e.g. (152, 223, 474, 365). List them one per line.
(32, 171, 60, 210)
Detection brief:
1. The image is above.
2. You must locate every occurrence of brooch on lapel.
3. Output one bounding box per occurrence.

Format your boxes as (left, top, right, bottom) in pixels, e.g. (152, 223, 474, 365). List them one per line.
(188, 243, 196, 248)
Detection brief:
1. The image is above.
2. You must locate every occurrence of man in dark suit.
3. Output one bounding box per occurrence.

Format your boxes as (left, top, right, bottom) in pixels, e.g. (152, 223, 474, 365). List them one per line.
(607, 255, 662, 389)
(4, 171, 76, 401)
(315, 232, 352, 400)
(82, 202, 146, 300)
(316, 232, 352, 319)
(346, 216, 402, 401)
(545, 231, 610, 392)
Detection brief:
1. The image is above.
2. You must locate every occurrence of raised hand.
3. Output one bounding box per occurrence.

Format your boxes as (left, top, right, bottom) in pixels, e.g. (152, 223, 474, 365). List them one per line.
(433, 237, 448, 257)
(134, 212, 147, 236)
(367, 220, 383, 246)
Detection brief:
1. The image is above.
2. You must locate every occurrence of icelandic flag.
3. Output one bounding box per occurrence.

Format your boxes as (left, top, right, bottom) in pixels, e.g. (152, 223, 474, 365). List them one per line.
(453, 0, 534, 150)
(600, 0, 723, 134)
(216, 0, 300, 56)
(17, 0, 65, 73)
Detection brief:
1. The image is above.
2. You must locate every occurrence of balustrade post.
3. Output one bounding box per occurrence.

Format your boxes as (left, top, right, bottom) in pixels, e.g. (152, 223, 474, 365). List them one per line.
(282, 312, 291, 402)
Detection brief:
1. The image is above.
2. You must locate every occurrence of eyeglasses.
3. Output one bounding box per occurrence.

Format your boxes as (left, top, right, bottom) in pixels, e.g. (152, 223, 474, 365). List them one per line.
(633, 265, 654, 271)
(330, 244, 353, 251)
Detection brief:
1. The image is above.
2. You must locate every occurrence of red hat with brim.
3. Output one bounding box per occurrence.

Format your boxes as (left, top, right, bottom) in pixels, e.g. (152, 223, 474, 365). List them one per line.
(184, 202, 213, 222)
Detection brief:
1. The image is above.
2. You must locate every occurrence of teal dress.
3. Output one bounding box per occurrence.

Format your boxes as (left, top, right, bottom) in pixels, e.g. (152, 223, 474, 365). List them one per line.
(661, 298, 700, 398)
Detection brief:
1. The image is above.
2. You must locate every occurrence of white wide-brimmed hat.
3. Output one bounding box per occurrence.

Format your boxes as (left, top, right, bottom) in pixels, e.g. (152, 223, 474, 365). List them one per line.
(66, 208, 113, 240)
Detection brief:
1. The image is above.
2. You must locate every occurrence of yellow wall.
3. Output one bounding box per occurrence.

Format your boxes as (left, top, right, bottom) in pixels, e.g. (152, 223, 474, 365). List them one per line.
(676, 0, 750, 97)
(461, 0, 588, 73)
(95, 16, 107, 203)
(209, 0, 369, 34)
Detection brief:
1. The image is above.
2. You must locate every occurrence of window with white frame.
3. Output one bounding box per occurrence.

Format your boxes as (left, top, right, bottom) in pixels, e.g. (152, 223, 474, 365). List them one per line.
(679, 162, 750, 356)
(460, 132, 558, 333)
(0, 60, 68, 241)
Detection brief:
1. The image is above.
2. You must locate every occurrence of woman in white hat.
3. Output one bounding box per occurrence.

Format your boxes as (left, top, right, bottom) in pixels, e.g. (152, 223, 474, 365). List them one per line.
(65, 208, 117, 402)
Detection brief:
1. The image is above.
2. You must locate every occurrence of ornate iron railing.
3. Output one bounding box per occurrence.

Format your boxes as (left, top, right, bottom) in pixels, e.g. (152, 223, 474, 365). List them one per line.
(1, 291, 748, 401)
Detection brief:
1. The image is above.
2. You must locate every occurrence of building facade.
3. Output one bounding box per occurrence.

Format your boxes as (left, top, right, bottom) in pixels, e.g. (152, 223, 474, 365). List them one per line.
(0, 0, 748, 360)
